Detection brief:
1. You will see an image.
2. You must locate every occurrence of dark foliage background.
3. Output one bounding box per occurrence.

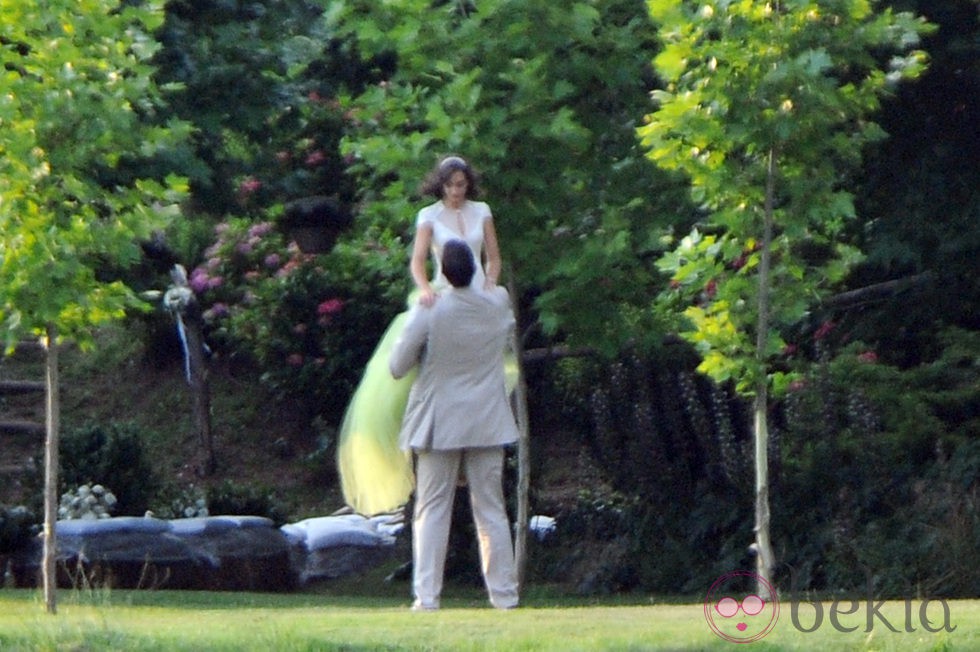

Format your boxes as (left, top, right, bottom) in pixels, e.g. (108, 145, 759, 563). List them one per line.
(0, 0, 975, 599)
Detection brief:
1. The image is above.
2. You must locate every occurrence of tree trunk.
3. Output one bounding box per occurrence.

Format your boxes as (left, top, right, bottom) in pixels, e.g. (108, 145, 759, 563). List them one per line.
(512, 341, 531, 590)
(753, 150, 777, 598)
(42, 324, 60, 615)
(183, 315, 215, 475)
(752, 394, 775, 597)
(507, 275, 531, 590)
(168, 265, 215, 476)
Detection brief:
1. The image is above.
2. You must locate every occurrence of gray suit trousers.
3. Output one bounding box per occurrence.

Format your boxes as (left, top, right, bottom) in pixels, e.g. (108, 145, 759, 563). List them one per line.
(412, 446, 519, 609)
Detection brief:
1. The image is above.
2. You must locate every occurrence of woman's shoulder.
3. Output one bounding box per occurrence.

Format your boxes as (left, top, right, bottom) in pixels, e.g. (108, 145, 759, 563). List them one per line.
(416, 201, 443, 225)
(468, 200, 491, 211)
(466, 200, 492, 219)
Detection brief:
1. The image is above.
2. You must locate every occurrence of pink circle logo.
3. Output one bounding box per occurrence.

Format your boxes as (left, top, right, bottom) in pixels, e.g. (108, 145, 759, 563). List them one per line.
(704, 571, 779, 643)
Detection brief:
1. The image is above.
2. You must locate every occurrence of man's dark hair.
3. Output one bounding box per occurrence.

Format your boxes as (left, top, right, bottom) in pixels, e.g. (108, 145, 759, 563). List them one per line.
(442, 239, 476, 288)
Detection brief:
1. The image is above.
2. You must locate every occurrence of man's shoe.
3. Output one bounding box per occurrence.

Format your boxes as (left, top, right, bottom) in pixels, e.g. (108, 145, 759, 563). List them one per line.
(411, 601, 439, 612)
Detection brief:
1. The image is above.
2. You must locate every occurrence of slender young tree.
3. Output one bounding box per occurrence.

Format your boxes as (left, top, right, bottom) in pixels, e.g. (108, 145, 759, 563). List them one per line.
(0, 0, 188, 613)
(638, 0, 932, 594)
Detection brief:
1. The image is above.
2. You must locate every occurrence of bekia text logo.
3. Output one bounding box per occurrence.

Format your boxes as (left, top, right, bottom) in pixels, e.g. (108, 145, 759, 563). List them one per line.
(704, 571, 779, 643)
(705, 571, 957, 643)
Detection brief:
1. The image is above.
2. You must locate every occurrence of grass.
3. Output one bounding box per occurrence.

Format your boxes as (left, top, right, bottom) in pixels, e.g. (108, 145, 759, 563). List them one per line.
(0, 587, 975, 651)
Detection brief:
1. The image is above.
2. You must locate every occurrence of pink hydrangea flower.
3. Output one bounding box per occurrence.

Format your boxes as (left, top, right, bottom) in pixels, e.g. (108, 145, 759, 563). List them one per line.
(857, 351, 878, 363)
(277, 259, 301, 277)
(239, 177, 262, 196)
(814, 320, 836, 341)
(249, 222, 274, 238)
(305, 150, 326, 167)
(203, 303, 230, 320)
(189, 268, 210, 293)
(317, 298, 345, 316)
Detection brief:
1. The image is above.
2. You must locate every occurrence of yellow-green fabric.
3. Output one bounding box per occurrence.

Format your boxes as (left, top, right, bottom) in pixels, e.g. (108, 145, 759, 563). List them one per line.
(336, 310, 417, 516)
(337, 303, 520, 516)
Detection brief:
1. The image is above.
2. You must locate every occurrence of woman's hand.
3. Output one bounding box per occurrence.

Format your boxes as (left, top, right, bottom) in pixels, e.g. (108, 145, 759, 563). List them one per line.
(482, 218, 502, 291)
(418, 287, 438, 307)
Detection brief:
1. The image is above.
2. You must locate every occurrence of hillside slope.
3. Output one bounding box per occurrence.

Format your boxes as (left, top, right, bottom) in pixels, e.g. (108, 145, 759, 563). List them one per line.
(0, 323, 591, 523)
(0, 324, 340, 517)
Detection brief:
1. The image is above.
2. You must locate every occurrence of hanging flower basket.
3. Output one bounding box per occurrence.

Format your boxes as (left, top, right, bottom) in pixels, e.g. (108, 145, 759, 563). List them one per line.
(281, 196, 353, 254)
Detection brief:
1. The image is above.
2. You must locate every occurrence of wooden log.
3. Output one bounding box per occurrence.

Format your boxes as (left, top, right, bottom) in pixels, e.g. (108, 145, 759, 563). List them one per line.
(0, 380, 46, 395)
(822, 271, 935, 309)
(0, 420, 45, 435)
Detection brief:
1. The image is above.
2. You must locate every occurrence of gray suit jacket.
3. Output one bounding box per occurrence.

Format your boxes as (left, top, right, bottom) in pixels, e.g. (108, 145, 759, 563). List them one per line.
(389, 286, 519, 451)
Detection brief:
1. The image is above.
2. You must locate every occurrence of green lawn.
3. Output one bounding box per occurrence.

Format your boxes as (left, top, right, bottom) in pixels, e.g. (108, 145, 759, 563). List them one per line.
(0, 588, 974, 651)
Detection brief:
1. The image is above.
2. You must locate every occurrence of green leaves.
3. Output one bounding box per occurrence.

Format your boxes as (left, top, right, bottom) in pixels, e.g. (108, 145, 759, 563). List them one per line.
(641, 0, 933, 396)
(329, 0, 679, 354)
(0, 0, 189, 350)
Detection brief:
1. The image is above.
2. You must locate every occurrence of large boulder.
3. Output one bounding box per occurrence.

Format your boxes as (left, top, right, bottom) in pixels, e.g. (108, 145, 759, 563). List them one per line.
(8, 513, 406, 591)
(169, 516, 297, 591)
(10, 516, 295, 591)
(280, 514, 404, 585)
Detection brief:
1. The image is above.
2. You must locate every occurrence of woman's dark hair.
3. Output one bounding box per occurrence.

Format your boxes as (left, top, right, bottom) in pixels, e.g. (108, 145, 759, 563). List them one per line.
(421, 155, 481, 200)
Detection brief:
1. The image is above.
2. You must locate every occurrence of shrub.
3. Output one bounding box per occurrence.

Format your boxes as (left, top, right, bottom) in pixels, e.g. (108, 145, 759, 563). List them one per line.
(148, 483, 209, 520)
(915, 437, 980, 596)
(0, 505, 36, 554)
(534, 333, 979, 598)
(773, 336, 980, 597)
(206, 480, 288, 526)
(530, 349, 756, 595)
(57, 422, 159, 517)
(189, 217, 409, 421)
(301, 416, 338, 485)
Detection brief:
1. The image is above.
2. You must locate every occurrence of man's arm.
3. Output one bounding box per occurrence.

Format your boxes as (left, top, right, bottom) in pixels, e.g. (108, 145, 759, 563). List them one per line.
(388, 306, 430, 379)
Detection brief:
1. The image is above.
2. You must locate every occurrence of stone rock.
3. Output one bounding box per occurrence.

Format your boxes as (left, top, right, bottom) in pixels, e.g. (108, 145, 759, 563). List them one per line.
(10, 516, 295, 591)
(9, 514, 404, 591)
(280, 514, 404, 586)
(292, 544, 397, 585)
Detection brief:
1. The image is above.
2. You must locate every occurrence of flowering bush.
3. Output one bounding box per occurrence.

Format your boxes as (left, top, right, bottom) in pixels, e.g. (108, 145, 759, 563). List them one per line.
(58, 484, 118, 521)
(150, 483, 209, 520)
(53, 423, 159, 517)
(190, 216, 409, 420)
(206, 479, 288, 526)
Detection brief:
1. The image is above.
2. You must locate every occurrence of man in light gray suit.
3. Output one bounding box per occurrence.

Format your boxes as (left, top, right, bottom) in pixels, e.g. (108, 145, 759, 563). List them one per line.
(389, 239, 519, 611)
